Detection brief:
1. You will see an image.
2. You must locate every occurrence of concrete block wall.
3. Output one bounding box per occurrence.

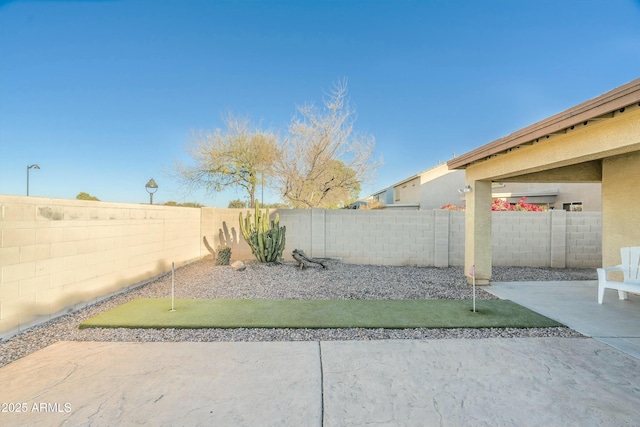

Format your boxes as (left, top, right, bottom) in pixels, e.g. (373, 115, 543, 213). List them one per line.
(279, 210, 440, 266)
(448, 211, 466, 267)
(326, 210, 436, 266)
(492, 212, 552, 267)
(201, 208, 255, 261)
(566, 211, 602, 268)
(549, 210, 567, 268)
(278, 208, 601, 269)
(276, 209, 312, 261)
(0, 195, 201, 338)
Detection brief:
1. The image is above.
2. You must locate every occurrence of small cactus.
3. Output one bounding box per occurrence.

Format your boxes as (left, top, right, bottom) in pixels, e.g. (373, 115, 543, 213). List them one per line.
(215, 246, 232, 266)
(239, 202, 286, 263)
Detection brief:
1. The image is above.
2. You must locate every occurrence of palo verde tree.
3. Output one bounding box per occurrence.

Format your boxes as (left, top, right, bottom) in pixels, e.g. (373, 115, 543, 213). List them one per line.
(174, 113, 278, 208)
(274, 80, 380, 208)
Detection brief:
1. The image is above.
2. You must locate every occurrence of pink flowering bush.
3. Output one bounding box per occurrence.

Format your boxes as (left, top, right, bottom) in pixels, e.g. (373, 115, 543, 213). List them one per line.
(441, 197, 544, 212)
(492, 197, 544, 211)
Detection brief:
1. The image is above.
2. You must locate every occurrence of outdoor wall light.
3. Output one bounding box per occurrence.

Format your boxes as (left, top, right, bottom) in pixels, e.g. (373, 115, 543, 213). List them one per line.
(27, 164, 40, 196)
(145, 178, 158, 204)
(458, 185, 472, 194)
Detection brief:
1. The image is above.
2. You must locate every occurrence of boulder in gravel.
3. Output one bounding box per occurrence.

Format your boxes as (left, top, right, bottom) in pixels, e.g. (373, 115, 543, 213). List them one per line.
(231, 260, 246, 271)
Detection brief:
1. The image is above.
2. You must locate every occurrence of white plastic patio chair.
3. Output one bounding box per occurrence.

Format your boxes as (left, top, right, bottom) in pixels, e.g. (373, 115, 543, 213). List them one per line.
(597, 246, 640, 304)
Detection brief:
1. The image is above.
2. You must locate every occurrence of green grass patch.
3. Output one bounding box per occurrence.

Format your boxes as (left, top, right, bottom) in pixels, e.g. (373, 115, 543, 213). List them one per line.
(79, 298, 563, 329)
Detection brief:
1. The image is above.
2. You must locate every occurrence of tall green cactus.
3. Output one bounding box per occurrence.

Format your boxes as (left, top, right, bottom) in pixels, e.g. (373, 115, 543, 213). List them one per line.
(239, 202, 286, 263)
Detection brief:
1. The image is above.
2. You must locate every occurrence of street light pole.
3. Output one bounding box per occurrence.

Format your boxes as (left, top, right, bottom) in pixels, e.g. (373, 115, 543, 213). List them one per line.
(27, 164, 40, 196)
(145, 178, 158, 204)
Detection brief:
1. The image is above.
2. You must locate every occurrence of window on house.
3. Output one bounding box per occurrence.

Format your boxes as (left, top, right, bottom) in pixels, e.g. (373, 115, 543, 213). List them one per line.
(562, 202, 583, 212)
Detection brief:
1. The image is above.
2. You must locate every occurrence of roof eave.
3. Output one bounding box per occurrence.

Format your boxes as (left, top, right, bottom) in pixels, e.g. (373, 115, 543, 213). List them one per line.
(448, 78, 640, 170)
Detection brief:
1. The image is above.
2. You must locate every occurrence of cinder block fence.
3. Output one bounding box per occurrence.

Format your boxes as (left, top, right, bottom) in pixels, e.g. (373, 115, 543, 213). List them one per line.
(275, 209, 601, 269)
(0, 196, 202, 338)
(1, 195, 601, 338)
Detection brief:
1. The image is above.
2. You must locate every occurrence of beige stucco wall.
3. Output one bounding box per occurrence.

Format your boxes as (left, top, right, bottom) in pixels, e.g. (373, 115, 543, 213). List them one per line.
(201, 208, 256, 261)
(0, 196, 202, 338)
(462, 106, 640, 282)
(602, 151, 640, 268)
(393, 177, 421, 204)
(419, 168, 466, 209)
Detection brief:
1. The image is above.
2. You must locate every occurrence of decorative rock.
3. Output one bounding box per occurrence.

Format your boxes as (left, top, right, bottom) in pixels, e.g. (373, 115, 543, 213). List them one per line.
(231, 260, 246, 271)
(0, 260, 593, 368)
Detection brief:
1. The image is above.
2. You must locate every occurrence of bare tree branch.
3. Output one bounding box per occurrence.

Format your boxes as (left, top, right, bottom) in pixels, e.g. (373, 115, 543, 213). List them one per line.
(274, 81, 381, 208)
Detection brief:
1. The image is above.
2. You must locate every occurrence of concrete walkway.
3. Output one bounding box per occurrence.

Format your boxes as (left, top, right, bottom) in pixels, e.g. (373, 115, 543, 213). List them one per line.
(1, 280, 640, 426)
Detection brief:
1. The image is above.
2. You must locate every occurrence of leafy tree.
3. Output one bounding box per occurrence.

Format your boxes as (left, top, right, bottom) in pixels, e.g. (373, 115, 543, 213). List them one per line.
(274, 80, 380, 208)
(76, 192, 100, 201)
(174, 113, 278, 208)
(228, 199, 247, 208)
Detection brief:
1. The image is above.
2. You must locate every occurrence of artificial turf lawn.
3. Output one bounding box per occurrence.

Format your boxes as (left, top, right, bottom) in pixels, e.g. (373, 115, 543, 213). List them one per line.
(79, 298, 563, 329)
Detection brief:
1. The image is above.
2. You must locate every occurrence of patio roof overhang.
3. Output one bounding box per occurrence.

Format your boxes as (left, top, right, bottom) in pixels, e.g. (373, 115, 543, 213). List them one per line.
(448, 78, 640, 171)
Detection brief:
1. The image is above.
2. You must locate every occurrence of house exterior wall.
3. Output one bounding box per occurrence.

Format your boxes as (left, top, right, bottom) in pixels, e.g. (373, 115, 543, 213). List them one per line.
(372, 189, 394, 205)
(0, 195, 202, 338)
(393, 177, 421, 204)
(558, 183, 602, 211)
(419, 168, 466, 209)
(602, 151, 640, 269)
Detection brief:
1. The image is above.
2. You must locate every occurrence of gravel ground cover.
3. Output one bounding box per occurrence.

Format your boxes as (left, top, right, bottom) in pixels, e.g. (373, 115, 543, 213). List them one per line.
(0, 259, 595, 368)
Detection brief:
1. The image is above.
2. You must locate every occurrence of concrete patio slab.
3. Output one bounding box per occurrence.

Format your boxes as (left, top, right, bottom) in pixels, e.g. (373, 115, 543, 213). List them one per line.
(487, 280, 640, 360)
(2, 337, 640, 426)
(321, 338, 640, 427)
(0, 341, 322, 427)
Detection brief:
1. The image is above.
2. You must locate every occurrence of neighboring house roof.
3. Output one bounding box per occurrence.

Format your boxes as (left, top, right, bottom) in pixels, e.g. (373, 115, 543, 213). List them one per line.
(447, 78, 640, 170)
(366, 163, 451, 199)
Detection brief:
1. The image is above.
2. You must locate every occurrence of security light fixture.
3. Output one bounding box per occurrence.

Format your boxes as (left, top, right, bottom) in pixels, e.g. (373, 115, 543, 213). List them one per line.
(457, 185, 472, 194)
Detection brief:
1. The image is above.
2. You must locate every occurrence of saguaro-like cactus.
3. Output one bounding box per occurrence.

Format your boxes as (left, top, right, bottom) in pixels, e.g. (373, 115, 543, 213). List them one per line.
(239, 202, 286, 263)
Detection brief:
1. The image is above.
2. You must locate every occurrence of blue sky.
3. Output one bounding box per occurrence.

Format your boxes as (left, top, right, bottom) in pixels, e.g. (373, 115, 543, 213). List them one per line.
(1, 0, 639, 207)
